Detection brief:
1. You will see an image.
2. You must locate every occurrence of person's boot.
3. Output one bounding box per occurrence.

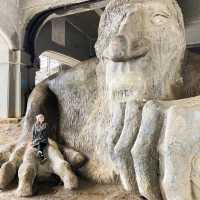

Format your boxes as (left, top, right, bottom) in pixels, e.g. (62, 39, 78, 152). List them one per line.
(38, 151, 47, 163)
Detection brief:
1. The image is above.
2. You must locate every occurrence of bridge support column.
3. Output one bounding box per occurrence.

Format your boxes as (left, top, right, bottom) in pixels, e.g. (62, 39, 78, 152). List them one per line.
(14, 51, 33, 118)
(0, 47, 32, 118)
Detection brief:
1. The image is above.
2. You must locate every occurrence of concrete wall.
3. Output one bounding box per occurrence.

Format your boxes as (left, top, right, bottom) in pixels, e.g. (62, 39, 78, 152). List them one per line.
(180, 0, 200, 47)
(0, 0, 21, 118)
(0, 0, 20, 49)
(20, 0, 107, 26)
(20, 0, 90, 25)
(180, 1, 200, 23)
(0, 36, 10, 117)
(0, 34, 19, 118)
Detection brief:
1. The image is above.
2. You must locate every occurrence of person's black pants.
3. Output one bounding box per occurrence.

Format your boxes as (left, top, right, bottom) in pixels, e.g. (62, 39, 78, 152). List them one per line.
(34, 142, 47, 156)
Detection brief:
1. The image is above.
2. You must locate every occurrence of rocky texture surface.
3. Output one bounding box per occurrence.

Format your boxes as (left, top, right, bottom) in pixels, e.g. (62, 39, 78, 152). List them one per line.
(0, 0, 20, 49)
(1, 0, 200, 200)
(0, 121, 140, 200)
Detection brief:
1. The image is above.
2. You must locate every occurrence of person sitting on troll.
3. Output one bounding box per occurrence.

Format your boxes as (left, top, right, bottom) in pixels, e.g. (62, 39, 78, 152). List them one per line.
(32, 114, 48, 161)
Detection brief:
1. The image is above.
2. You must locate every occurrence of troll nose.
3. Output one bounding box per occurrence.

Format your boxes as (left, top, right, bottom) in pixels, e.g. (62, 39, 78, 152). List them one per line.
(106, 35, 127, 61)
(105, 34, 150, 62)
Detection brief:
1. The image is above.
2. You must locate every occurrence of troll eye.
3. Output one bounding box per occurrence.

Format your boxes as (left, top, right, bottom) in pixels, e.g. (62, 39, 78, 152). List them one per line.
(152, 13, 169, 25)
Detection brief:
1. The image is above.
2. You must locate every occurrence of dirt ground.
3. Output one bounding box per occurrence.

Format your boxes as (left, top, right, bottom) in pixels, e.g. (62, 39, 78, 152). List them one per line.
(0, 121, 141, 200)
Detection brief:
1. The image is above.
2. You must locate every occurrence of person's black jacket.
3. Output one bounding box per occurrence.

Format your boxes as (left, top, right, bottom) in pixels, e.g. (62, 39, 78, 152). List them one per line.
(32, 122, 48, 147)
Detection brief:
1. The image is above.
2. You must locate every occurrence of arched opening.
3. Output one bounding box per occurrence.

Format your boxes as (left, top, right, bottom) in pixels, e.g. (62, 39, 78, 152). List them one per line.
(34, 10, 100, 61)
(20, 3, 103, 116)
(23, 1, 105, 62)
(23, 5, 102, 91)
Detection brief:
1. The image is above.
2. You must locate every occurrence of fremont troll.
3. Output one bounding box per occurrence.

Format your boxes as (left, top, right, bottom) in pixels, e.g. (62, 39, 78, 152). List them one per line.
(1, 0, 200, 200)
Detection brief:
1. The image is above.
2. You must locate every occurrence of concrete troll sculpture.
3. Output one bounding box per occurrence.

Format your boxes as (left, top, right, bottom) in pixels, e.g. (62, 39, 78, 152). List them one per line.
(0, 0, 200, 199)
